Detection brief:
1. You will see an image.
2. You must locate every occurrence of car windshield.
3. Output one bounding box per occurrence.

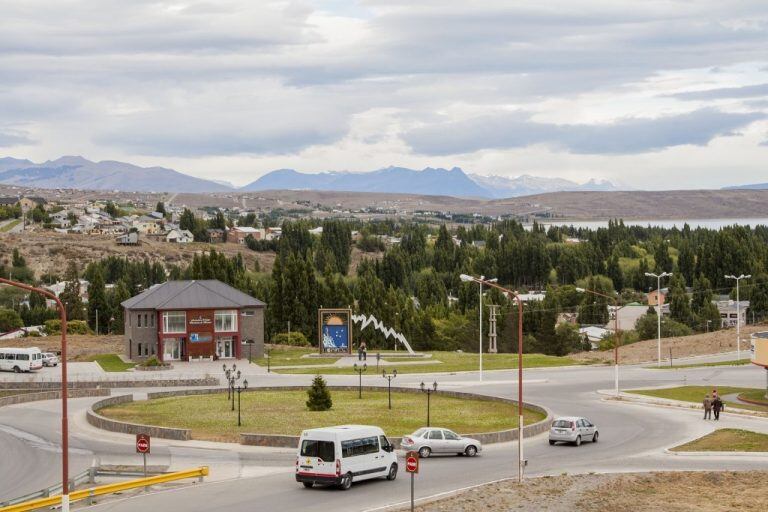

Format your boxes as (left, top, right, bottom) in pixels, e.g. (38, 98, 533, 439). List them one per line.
(552, 420, 571, 428)
(413, 428, 428, 438)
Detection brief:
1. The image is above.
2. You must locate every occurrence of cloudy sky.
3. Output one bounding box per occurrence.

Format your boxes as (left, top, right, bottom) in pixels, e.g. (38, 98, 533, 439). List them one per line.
(2, 0, 768, 188)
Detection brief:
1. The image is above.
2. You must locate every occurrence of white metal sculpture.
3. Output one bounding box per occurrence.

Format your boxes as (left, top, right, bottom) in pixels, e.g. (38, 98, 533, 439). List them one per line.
(351, 314, 415, 354)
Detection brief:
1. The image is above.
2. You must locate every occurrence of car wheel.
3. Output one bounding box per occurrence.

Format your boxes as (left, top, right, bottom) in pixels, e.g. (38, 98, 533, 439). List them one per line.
(339, 473, 352, 490)
(574, 435, 581, 447)
(464, 445, 478, 457)
(13, 366, 20, 373)
(549, 440, 556, 446)
(418, 446, 431, 458)
(386, 463, 398, 481)
(302, 482, 314, 488)
(592, 431, 599, 443)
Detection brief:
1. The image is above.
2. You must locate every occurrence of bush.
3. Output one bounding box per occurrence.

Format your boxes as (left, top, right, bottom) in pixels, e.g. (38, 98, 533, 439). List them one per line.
(272, 331, 310, 347)
(635, 313, 692, 340)
(306, 375, 333, 411)
(141, 356, 163, 367)
(0, 308, 23, 333)
(44, 319, 91, 335)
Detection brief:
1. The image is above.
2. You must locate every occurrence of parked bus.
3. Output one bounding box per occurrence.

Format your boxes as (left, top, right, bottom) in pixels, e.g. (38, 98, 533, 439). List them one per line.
(0, 347, 44, 373)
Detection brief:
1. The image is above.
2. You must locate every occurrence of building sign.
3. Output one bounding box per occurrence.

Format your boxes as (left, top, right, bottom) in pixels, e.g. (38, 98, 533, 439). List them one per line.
(190, 333, 212, 343)
(318, 309, 352, 354)
(189, 316, 212, 325)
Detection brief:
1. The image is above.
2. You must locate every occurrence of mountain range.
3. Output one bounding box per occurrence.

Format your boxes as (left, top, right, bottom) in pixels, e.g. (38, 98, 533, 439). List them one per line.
(0, 156, 622, 198)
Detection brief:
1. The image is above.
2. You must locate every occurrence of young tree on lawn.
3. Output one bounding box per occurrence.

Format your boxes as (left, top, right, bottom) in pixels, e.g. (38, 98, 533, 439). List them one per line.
(306, 375, 333, 411)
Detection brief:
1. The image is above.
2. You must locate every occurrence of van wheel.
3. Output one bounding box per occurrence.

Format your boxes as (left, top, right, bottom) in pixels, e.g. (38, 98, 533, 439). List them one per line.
(418, 446, 431, 458)
(13, 366, 20, 373)
(464, 445, 478, 457)
(574, 436, 581, 447)
(339, 473, 352, 490)
(302, 482, 313, 488)
(386, 463, 398, 481)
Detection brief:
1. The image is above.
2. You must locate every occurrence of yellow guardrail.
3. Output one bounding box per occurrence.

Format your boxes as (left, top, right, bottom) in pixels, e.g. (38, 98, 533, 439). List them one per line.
(0, 466, 209, 512)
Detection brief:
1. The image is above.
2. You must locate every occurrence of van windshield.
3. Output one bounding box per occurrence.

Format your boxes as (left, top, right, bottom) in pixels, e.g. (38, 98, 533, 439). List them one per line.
(300, 440, 335, 461)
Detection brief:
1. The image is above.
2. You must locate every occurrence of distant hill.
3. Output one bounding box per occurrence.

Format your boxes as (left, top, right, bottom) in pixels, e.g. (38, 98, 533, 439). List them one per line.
(723, 182, 768, 190)
(469, 174, 621, 198)
(0, 156, 230, 193)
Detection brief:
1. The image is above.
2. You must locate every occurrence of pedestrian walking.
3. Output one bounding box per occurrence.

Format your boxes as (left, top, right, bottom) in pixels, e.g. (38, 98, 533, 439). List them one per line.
(361, 340, 367, 361)
(357, 341, 364, 361)
(703, 394, 712, 420)
(713, 396, 724, 421)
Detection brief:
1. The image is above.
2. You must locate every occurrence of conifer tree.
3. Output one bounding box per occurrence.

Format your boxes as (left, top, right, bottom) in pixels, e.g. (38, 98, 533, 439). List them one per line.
(306, 375, 332, 411)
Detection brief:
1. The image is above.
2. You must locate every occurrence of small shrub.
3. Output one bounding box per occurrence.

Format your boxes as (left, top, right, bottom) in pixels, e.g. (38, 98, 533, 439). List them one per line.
(44, 319, 90, 335)
(272, 331, 310, 347)
(306, 375, 333, 411)
(141, 356, 163, 367)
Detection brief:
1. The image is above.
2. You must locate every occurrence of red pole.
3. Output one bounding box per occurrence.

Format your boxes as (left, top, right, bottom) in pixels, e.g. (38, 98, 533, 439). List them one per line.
(515, 293, 523, 483)
(0, 278, 69, 509)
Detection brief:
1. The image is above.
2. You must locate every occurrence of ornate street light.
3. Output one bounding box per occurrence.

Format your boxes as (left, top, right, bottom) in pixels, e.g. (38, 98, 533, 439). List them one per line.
(382, 368, 397, 409)
(420, 381, 438, 426)
(353, 362, 367, 399)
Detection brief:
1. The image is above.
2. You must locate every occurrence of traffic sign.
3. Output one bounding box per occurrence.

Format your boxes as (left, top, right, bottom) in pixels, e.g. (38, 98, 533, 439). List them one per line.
(136, 433, 151, 454)
(405, 451, 419, 474)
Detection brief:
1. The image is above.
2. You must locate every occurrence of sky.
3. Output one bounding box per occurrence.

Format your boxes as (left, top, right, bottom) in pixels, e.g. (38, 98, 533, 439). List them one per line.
(1, 0, 768, 189)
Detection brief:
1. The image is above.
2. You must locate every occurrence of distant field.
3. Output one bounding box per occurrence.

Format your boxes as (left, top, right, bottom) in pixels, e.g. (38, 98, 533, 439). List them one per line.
(672, 429, 768, 452)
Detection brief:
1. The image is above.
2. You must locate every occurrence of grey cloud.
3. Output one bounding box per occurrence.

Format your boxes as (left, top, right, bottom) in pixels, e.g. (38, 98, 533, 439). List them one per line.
(669, 83, 768, 101)
(0, 129, 34, 147)
(404, 109, 767, 156)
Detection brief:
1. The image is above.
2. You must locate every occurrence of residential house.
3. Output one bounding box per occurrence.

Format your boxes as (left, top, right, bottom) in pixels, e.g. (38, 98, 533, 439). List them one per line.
(166, 229, 194, 244)
(117, 232, 140, 246)
(45, 279, 90, 303)
(133, 216, 164, 235)
(579, 325, 613, 350)
(265, 227, 281, 241)
(18, 197, 47, 210)
(606, 303, 651, 331)
(230, 226, 264, 244)
(716, 300, 750, 328)
(308, 226, 323, 236)
(206, 228, 226, 243)
(646, 289, 667, 306)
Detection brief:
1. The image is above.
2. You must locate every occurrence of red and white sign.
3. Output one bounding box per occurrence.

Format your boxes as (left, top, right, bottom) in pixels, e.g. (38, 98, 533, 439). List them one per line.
(405, 451, 419, 474)
(136, 433, 151, 454)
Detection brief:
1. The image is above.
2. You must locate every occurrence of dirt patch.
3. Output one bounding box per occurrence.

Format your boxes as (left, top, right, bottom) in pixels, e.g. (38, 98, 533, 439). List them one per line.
(406, 471, 768, 512)
(0, 334, 122, 359)
(571, 323, 768, 365)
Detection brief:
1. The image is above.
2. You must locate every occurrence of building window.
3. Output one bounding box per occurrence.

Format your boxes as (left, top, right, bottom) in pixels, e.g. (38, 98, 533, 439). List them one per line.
(241, 310, 255, 317)
(144, 314, 148, 327)
(215, 310, 237, 332)
(150, 314, 155, 328)
(163, 311, 186, 333)
(137, 314, 142, 328)
(137, 342, 142, 355)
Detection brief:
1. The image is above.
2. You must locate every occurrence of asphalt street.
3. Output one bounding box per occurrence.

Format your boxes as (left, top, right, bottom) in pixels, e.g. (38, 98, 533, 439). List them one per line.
(1, 358, 766, 511)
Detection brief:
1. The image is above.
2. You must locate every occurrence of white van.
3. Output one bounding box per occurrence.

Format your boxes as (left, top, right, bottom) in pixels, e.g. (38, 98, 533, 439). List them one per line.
(295, 425, 398, 490)
(0, 347, 44, 373)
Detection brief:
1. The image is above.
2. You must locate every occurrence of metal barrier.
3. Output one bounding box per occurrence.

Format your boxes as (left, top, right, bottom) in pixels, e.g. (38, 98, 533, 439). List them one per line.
(0, 466, 208, 512)
(0, 469, 93, 508)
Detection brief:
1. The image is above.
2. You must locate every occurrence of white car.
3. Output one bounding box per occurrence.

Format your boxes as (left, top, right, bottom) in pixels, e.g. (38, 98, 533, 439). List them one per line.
(400, 427, 482, 458)
(295, 425, 398, 490)
(548, 416, 598, 446)
(42, 352, 59, 367)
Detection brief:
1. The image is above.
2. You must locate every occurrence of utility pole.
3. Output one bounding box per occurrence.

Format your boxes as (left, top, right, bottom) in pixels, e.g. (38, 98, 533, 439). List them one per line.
(725, 274, 751, 361)
(645, 272, 672, 367)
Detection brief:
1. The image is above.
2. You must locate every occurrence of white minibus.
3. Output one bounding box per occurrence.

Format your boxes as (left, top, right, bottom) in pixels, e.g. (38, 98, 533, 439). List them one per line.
(0, 347, 44, 373)
(295, 425, 398, 490)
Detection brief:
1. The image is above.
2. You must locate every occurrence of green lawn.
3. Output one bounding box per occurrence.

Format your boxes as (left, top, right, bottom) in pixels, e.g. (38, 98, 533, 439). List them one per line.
(85, 354, 135, 372)
(629, 386, 768, 413)
(738, 389, 768, 405)
(671, 429, 768, 452)
(252, 347, 339, 367)
(273, 352, 580, 375)
(647, 359, 753, 369)
(99, 390, 545, 443)
(0, 219, 22, 233)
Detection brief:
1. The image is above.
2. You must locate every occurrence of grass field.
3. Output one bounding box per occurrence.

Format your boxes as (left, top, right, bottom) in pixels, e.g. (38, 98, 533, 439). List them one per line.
(671, 429, 768, 452)
(629, 386, 768, 413)
(99, 390, 545, 443)
(647, 358, 753, 369)
(0, 219, 22, 233)
(84, 354, 135, 372)
(253, 347, 339, 367)
(270, 351, 580, 375)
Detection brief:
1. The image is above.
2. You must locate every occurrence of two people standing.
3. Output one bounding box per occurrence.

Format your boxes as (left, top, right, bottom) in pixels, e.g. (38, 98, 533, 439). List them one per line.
(703, 391, 725, 420)
(357, 340, 367, 361)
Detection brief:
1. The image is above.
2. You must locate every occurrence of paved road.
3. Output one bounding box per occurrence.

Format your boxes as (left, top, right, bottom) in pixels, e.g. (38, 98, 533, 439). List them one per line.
(1, 359, 766, 510)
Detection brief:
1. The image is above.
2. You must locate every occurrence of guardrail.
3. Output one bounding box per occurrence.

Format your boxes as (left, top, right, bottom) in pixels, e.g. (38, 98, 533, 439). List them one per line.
(0, 466, 209, 512)
(0, 469, 94, 508)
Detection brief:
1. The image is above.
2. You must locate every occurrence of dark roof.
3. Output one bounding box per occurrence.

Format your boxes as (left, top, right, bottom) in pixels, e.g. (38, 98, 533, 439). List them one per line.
(121, 280, 265, 310)
(26, 196, 47, 205)
(0, 197, 19, 205)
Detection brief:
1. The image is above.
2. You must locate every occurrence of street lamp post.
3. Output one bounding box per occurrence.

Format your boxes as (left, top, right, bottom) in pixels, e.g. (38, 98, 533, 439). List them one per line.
(577, 287, 621, 396)
(419, 381, 437, 426)
(223, 363, 241, 410)
(645, 272, 673, 367)
(382, 369, 397, 409)
(460, 275, 497, 382)
(353, 363, 367, 399)
(0, 278, 70, 511)
(236, 379, 249, 427)
(725, 274, 751, 361)
(459, 274, 524, 483)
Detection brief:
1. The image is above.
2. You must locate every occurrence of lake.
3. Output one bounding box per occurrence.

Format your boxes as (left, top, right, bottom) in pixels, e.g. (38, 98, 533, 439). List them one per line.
(528, 218, 768, 230)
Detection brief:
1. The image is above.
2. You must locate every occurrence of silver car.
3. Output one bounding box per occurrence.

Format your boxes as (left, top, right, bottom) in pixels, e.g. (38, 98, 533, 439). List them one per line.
(548, 416, 598, 446)
(42, 352, 59, 367)
(400, 427, 482, 458)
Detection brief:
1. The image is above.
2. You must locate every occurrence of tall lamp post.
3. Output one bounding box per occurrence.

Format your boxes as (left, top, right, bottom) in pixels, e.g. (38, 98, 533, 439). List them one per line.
(577, 287, 621, 396)
(382, 368, 397, 409)
(645, 272, 673, 367)
(223, 363, 241, 411)
(0, 278, 70, 511)
(353, 362, 367, 399)
(236, 379, 249, 427)
(725, 274, 751, 361)
(462, 275, 497, 382)
(419, 381, 437, 426)
(459, 274, 524, 483)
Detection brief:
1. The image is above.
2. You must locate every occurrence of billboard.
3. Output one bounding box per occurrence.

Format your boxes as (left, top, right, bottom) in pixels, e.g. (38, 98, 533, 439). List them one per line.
(751, 332, 768, 368)
(319, 309, 352, 354)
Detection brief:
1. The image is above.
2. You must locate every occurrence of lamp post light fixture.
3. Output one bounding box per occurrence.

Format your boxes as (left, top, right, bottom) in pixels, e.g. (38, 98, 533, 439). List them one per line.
(459, 274, 497, 382)
(223, 363, 241, 410)
(459, 273, 524, 483)
(645, 272, 673, 367)
(382, 368, 397, 409)
(353, 362, 367, 399)
(420, 381, 438, 426)
(725, 274, 751, 361)
(236, 379, 249, 427)
(576, 286, 621, 397)
(266, 344, 271, 373)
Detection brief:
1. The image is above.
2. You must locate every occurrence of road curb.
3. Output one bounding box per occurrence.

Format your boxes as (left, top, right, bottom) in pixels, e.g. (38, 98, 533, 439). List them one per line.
(596, 389, 768, 419)
(663, 448, 768, 457)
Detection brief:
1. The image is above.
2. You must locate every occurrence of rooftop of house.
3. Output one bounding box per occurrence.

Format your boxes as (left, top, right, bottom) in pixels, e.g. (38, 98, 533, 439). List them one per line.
(121, 280, 266, 310)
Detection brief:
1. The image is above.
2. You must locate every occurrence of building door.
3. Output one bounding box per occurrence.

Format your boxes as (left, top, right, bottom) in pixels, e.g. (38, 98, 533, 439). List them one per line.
(216, 337, 233, 358)
(164, 339, 181, 360)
